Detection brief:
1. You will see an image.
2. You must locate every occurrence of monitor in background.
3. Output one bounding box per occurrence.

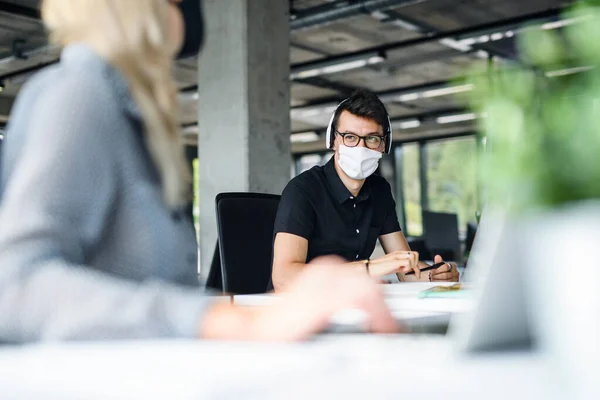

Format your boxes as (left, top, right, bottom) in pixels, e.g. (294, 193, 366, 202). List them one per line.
(422, 211, 461, 261)
(464, 221, 478, 263)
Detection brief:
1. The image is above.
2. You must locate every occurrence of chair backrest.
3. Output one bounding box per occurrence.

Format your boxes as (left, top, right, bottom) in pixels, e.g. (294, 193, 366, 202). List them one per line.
(422, 210, 461, 261)
(205, 241, 223, 292)
(215, 192, 281, 294)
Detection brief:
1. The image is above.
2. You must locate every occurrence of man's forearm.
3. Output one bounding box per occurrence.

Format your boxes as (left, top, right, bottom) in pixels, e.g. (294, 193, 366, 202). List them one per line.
(272, 262, 308, 292)
(274, 260, 369, 291)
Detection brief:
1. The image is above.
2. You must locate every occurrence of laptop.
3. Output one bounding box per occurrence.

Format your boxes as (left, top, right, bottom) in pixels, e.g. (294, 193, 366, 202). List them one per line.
(450, 209, 533, 352)
(329, 208, 534, 352)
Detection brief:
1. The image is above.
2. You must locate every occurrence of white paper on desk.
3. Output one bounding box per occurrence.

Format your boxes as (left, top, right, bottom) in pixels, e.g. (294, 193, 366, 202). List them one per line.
(385, 296, 474, 314)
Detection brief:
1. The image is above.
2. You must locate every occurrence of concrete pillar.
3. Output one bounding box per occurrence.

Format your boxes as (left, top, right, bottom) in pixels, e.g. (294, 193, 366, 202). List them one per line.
(197, 0, 290, 278)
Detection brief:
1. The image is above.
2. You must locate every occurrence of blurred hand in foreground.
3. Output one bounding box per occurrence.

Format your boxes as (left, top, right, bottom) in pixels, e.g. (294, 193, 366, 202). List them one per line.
(201, 255, 399, 341)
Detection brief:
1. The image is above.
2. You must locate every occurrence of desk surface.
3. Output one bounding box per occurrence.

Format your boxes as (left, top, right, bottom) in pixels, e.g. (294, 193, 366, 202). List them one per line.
(234, 282, 473, 316)
(0, 283, 558, 399)
(0, 337, 556, 400)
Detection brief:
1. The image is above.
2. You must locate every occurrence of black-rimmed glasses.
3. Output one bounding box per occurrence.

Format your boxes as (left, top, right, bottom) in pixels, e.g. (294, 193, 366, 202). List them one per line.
(335, 131, 384, 150)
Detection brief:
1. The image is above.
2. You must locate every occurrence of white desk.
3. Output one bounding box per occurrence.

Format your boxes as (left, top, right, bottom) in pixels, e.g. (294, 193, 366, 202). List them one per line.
(234, 282, 473, 318)
(0, 338, 556, 399)
(0, 283, 559, 398)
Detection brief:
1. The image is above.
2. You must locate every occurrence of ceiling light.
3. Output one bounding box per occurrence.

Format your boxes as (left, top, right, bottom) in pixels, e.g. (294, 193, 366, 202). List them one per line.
(290, 51, 386, 80)
(370, 10, 388, 20)
(422, 84, 474, 98)
(491, 32, 504, 41)
(296, 109, 323, 118)
(541, 20, 568, 30)
(456, 27, 518, 47)
(290, 101, 339, 118)
(181, 124, 199, 135)
(319, 59, 369, 75)
(391, 19, 421, 31)
(438, 38, 472, 52)
(460, 38, 477, 46)
(541, 16, 588, 30)
(436, 113, 477, 124)
(367, 55, 385, 64)
(396, 92, 420, 102)
(394, 119, 421, 129)
(0, 134, 5, 140)
(546, 65, 594, 78)
(291, 132, 320, 143)
(178, 91, 198, 102)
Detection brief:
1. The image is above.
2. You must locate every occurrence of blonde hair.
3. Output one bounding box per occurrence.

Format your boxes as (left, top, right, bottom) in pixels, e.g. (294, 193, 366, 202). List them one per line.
(41, 0, 190, 207)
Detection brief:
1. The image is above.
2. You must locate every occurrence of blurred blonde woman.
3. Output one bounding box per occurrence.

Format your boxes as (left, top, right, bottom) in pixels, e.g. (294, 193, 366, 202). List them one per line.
(0, 0, 397, 342)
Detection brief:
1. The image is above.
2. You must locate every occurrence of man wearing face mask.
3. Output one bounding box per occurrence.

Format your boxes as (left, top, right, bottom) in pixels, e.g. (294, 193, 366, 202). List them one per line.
(272, 90, 459, 291)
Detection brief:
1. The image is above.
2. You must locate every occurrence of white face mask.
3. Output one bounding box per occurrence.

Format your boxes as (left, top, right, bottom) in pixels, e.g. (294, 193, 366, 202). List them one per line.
(337, 145, 382, 180)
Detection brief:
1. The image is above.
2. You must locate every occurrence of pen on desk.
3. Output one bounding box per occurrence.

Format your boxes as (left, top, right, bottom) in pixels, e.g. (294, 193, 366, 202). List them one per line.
(404, 261, 447, 275)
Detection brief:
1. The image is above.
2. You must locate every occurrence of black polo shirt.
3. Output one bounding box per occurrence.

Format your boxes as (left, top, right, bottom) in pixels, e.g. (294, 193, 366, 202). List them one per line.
(274, 158, 401, 262)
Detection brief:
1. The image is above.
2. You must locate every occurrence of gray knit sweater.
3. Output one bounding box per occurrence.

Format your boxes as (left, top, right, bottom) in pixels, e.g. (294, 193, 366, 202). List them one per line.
(0, 44, 210, 342)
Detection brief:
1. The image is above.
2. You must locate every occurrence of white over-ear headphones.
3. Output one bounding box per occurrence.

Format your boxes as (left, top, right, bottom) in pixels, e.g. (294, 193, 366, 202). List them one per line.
(325, 99, 393, 154)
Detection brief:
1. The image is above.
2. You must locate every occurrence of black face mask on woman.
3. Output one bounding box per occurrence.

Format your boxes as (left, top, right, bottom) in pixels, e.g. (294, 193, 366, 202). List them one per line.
(176, 0, 204, 59)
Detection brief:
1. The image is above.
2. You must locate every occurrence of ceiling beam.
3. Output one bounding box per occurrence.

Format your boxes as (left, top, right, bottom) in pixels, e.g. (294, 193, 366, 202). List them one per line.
(0, 1, 40, 20)
(290, 0, 429, 32)
(291, 7, 564, 72)
(0, 60, 57, 81)
(291, 106, 468, 134)
(374, 9, 518, 61)
(293, 76, 361, 97)
(292, 79, 454, 110)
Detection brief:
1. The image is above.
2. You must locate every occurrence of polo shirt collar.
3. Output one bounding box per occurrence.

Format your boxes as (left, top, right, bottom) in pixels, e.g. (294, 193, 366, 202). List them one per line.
(324, 158, 371, 204)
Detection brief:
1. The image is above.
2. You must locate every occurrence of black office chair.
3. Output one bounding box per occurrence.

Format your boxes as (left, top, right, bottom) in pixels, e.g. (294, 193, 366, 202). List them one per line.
(406, 237, 433, 261)
(422, 210, 461, 262)
(205, 242, 223, 292)
(214, 192, 281, 294)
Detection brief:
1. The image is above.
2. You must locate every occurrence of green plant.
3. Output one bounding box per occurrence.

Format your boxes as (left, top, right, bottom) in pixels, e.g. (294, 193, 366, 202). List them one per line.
(466, 1, 600, 211)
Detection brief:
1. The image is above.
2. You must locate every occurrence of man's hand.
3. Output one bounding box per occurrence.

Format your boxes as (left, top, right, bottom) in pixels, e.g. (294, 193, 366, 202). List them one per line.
(429, 255, 459, 282)
(368, 251, 420, 279)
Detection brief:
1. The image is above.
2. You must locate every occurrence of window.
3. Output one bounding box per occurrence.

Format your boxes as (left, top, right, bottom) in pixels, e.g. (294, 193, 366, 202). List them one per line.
(400, 143, 423, 236)
(294, 152, 333, 176)
(426, 137, 478, 236)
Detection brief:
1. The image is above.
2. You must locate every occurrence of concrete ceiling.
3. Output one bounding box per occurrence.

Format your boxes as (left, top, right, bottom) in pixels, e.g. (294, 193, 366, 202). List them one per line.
(0, 0, 571, 150)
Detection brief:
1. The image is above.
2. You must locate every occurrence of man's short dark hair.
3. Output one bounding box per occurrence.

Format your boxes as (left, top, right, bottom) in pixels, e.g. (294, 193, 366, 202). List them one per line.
(331, 89, 389, 134)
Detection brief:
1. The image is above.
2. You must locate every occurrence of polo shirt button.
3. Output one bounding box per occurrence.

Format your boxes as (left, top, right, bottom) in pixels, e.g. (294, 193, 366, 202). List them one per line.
(356, 229, 360, 234)
(349, 196, 354, 199)
(356, 254, 359, 259)
(353, 204, 356, 208)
